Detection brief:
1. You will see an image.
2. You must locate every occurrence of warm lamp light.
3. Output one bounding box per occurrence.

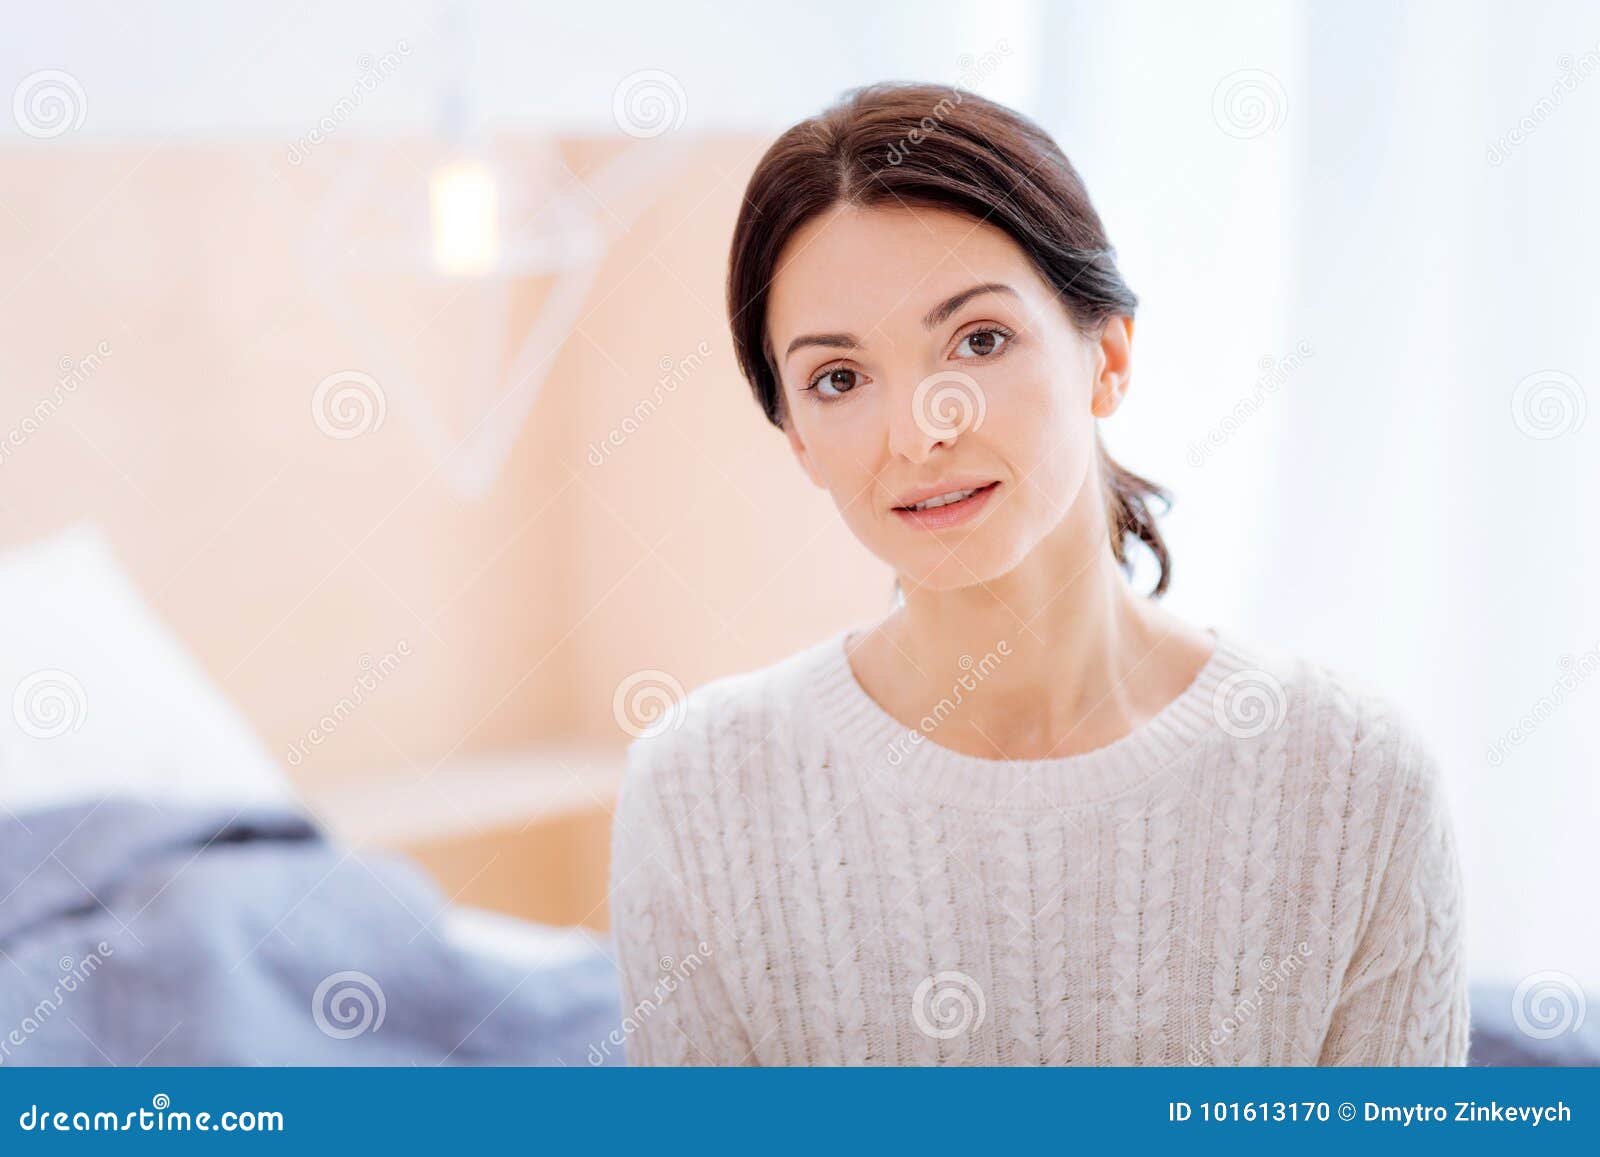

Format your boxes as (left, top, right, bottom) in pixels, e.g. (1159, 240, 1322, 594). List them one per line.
(428, 160, 500, 277)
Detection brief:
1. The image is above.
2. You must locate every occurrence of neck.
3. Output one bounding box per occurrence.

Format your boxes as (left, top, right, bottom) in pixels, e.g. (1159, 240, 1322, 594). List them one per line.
(878, 507, 1193, 760)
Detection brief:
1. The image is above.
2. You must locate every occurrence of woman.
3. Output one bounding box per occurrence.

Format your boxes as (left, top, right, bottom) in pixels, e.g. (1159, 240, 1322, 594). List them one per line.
(607, 82, 1469, 1066)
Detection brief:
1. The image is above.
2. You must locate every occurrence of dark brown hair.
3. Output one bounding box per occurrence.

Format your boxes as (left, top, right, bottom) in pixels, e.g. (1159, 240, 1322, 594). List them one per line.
(725, 81, 1173, 597)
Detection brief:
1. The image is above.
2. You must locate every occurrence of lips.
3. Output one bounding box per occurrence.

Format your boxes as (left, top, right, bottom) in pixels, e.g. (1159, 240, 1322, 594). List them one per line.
(892, 479, 1003, 511)
(891, 480, 1001, 530)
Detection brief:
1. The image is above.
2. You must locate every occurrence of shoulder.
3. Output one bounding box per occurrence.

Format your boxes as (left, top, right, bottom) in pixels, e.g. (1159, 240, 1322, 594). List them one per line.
(1218, 633, 1462, 931)
(1217, 629, 1449, 816)
(615, 630, 841, 813)
(1306, 649, 1445, 803)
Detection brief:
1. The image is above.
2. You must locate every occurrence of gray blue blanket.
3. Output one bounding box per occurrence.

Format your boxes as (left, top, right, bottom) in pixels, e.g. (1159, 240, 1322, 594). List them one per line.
(0, 797, 623, 1066)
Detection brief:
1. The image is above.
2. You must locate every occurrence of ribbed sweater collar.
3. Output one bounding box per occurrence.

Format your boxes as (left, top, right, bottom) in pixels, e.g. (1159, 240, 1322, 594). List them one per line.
(808, 621, 1256, 809)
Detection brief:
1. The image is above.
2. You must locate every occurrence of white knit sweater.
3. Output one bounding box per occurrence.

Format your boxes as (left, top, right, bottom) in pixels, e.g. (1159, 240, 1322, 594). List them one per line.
(607, 623, 1471, 1066)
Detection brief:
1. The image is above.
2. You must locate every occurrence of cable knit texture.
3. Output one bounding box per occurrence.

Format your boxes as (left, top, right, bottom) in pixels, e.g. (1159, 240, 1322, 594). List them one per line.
(607, 624, 1471, 1066)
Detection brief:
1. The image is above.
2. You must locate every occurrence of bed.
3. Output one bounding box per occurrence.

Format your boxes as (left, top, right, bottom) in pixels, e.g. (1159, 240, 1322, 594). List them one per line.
(0, 523, 622, 1066)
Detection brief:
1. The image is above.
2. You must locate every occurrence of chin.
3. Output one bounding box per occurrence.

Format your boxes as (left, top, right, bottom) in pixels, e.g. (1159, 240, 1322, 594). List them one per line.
(895, 546, 1018, 592)
(857, 513, 1027, 592)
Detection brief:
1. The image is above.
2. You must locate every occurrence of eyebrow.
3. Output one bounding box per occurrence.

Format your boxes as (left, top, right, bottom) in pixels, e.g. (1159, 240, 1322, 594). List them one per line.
(782, 282, 1019, 362)
(920, 281, 1018, 329)
(783, 331, 859, 361)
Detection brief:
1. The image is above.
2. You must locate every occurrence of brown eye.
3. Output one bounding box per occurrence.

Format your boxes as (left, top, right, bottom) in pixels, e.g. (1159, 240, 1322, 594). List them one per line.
(810, 367, 860, 399)
(954, 328, 1011, 359)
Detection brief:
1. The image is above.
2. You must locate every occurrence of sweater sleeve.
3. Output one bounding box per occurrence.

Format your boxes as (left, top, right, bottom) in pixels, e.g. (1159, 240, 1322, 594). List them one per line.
(607, 734, 752, 1066)
(1317, 733, 1471, 1065)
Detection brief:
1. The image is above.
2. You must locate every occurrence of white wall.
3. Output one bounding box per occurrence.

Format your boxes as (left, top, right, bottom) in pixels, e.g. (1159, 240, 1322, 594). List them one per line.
(6, 0, 1040, 139)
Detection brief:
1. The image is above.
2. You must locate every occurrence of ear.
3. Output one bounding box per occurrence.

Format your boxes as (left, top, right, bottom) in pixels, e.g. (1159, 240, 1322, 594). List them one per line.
(783, 414, 827, 490)
(1089, 315, 1134, 419)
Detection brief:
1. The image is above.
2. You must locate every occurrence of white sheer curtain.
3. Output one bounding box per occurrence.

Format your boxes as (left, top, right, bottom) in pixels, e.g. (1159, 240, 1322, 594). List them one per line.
(1030, 0, 1599, 983)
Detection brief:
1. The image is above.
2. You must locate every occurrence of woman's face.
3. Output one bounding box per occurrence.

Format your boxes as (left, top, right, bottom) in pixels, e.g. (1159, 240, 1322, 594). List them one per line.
(766, 201, 1132, 592)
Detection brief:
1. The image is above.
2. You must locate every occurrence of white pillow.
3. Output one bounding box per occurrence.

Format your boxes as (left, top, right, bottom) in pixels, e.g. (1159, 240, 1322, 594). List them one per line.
(441, 906, 606, 971)
(0, 522, 296, 813)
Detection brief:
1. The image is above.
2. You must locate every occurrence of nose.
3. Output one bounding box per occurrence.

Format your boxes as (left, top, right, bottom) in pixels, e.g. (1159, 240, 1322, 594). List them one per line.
(887, 369, 984, 463)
